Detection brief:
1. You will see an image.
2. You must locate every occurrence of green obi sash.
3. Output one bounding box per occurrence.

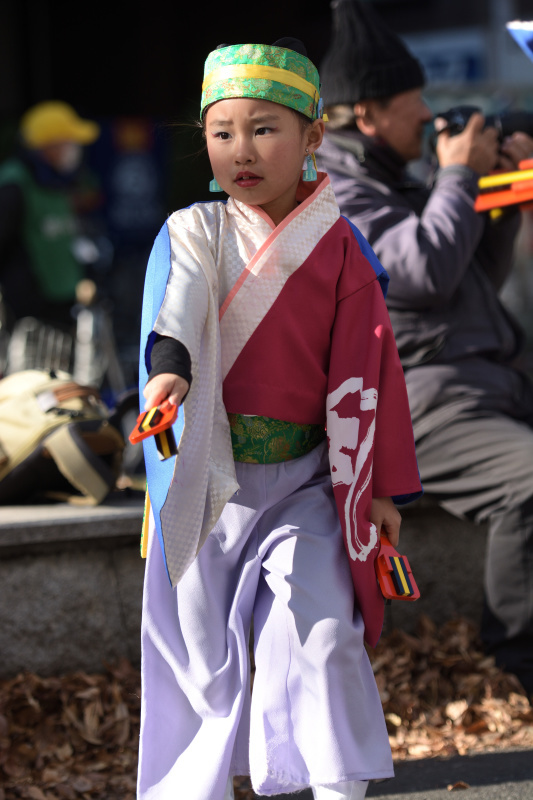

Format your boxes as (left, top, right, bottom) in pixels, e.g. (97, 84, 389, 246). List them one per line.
(228, 413, 326, 464)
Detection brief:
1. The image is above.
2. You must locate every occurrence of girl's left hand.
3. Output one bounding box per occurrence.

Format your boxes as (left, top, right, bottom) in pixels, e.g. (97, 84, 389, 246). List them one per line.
(370, 496, 402, 548)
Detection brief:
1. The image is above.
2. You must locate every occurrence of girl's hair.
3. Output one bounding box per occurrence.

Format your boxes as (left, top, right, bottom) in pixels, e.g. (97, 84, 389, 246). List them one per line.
(293, 109, 313, 132)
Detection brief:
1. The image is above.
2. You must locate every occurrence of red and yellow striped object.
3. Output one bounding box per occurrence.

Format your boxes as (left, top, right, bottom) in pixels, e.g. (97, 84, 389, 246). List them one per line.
(129, 400, 178, 461)
(375, 532, 420, 602)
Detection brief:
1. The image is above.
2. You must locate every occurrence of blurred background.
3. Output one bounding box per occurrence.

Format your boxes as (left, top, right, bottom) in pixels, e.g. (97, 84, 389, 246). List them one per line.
(2, 0, 533, 392)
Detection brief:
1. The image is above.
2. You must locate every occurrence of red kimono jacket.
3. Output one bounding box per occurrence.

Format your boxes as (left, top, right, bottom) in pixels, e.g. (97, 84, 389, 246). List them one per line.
(141, 174, 422, 646)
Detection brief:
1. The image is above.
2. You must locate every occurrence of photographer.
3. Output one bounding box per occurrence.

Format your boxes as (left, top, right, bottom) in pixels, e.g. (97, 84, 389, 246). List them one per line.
(317, 0, 533, 696)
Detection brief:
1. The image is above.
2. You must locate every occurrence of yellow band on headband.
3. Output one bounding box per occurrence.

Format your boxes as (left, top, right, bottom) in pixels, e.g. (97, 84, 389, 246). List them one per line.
(202, 63, 319, 103)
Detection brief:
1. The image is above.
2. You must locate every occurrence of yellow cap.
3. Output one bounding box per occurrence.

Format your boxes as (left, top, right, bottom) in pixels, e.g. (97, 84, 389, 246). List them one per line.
(20, 101, 100, 148)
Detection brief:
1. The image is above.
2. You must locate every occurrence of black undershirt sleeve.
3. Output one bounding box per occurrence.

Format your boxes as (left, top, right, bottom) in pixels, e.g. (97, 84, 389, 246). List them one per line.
(148, 335, 192, 401)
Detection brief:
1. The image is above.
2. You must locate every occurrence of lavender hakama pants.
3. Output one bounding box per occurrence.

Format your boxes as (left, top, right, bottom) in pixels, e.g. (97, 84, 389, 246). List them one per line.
(137, 442, 392, 800)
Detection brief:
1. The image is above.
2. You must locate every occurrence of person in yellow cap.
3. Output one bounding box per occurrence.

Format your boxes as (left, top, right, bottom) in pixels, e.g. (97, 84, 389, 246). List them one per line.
(0, 101, 100, 327)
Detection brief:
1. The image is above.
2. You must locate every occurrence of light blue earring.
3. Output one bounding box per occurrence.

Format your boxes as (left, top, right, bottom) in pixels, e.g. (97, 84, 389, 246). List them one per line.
(209, 176, 223, 192)
(302, 150, 317, 182)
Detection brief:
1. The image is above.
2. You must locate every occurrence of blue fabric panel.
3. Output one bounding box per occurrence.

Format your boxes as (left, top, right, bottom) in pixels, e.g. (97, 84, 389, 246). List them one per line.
(507, 23, 533, 63)
(392, 488, 423, 505)
(343, 215, 390, 297)
(139, 221, 185, 578)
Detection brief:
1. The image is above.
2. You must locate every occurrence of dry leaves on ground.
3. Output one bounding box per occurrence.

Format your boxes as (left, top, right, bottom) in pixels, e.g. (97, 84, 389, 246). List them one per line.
(373, 615, 533, 761)
(0, 659, 139, 800)
(0, 617, 531, 799)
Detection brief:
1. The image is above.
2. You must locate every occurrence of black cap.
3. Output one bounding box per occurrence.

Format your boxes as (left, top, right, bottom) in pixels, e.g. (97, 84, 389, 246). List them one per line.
(272, 38, 308, 57)
(320, 0, 425, 104)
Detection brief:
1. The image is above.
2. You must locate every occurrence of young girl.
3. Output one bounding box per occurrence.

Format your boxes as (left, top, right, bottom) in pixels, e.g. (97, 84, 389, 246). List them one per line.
(137, 39, 422, 800)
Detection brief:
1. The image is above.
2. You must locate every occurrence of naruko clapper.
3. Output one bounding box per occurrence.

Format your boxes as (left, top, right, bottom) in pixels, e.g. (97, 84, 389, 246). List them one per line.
(129, 400, 178, 461)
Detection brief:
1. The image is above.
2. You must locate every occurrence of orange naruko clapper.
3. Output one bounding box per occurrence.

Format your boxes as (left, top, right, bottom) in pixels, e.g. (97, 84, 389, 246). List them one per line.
(129, 400, 179, 461)
(375, 532, 420, 602)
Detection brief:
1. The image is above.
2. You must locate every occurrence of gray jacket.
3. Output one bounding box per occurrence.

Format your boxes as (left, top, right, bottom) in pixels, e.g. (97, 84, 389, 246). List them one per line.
(317, 131, 533, 437)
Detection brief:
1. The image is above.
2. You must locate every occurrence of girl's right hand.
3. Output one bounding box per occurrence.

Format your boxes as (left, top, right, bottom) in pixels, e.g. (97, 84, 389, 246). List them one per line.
(143, 373, 190, 410)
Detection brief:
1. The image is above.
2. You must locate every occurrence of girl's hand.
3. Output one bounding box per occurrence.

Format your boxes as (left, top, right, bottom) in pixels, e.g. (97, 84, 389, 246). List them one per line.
(370, 496, 402, 548)
(143, 373, 190, 410)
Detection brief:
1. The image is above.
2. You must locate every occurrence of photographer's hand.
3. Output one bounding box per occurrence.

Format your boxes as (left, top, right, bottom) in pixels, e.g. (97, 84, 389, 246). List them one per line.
(498, 132, 533, 171)
(435, 112, 499, 175)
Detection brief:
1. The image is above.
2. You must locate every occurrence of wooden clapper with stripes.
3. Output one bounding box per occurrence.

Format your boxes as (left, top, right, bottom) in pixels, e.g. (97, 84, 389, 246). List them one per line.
(129, 400, 178, 460)
(129, 401, 179, 558)
(375, 532, 420, 601)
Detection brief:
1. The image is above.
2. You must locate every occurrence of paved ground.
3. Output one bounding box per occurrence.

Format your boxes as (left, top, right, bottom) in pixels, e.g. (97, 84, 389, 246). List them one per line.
(260, 748, 533, 800)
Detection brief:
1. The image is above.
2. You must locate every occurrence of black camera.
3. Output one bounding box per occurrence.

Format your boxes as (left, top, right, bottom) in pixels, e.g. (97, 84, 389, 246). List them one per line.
(431, 104, 533, 148)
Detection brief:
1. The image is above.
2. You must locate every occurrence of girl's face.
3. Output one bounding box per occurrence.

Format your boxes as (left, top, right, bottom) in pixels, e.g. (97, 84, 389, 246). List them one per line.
(205, 98, 324, 226)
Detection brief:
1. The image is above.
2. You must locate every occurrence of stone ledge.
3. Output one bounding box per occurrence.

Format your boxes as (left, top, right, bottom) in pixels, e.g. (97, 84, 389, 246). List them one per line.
(383, 499, 488, 634)
(0, 494, 489, 676)
(0, 491, 144, 555)
(0, 493, 146, 677)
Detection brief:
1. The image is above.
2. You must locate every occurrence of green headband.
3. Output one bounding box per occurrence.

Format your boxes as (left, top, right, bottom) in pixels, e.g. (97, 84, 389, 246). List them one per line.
(201, 43, 323, 120)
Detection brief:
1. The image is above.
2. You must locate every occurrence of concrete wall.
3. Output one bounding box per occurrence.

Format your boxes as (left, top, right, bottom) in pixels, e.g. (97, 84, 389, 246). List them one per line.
(0, 495, 488, 677)
(0, 495, 145, 677)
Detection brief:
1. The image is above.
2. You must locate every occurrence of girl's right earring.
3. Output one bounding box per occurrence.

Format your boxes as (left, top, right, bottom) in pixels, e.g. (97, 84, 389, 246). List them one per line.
(209, 176, 223, 192)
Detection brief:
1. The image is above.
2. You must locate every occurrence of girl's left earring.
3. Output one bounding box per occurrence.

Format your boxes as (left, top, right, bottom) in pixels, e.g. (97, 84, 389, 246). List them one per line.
(209, 176, 223, 192)
(302, 151, 318, 182)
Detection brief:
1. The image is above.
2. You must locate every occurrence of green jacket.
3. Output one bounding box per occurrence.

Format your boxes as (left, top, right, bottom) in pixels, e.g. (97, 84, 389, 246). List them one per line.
(0, 157, 82, 303)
